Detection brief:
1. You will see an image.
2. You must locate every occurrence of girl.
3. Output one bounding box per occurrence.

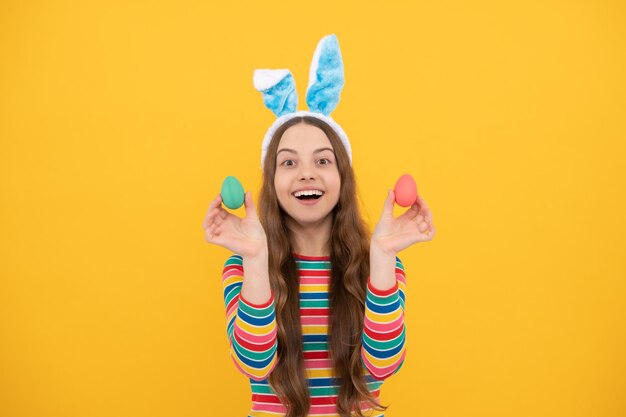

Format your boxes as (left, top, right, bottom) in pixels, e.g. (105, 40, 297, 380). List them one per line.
(203, 35, 435, 417)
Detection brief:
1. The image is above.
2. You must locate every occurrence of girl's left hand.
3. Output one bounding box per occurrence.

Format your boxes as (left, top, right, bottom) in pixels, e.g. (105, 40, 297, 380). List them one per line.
(371, 190, 436, 256)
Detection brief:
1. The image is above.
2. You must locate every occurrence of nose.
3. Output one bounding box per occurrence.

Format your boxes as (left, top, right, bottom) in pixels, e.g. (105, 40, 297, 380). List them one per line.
(298, 162, 316, 181)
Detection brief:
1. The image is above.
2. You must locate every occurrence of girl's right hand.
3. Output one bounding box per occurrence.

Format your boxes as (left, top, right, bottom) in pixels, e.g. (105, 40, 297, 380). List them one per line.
(202, 191, 268, 258)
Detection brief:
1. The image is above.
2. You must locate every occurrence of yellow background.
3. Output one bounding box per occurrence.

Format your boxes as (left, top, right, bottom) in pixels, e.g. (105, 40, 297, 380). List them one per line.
(1, 1, 625, 416)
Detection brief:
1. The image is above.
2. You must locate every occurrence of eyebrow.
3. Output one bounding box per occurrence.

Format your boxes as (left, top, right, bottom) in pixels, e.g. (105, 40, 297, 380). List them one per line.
(276, 147, 335, 156)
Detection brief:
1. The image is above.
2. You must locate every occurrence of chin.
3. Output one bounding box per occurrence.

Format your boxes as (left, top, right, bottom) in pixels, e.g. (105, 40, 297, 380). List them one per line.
(287, 210, 334, 226)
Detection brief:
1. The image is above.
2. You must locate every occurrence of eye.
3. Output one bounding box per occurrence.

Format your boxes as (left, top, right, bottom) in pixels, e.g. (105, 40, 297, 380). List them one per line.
(281, 160, 295, 167)
(318, 158, 331, 165)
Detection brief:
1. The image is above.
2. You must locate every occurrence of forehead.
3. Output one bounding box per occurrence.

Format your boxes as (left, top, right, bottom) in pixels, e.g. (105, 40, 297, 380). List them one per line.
(277, 123, 334, 152)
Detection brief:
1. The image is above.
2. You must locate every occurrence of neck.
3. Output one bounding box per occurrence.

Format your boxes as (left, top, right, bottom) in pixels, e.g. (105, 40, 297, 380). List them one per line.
(287, 214, 333, 257)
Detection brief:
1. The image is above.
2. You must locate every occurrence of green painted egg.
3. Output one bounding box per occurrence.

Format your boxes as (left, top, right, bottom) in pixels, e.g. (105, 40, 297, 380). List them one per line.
(220, 176, 245, 209)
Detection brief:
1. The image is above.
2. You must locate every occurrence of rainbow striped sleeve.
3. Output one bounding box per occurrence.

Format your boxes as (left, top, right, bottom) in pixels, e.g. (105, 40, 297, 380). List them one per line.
(222, 254, 278, 381)
(361, 256, 407, 380)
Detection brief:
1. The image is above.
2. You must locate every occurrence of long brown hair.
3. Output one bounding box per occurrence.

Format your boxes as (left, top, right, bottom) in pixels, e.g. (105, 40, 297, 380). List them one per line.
(258, 116, 387, 417)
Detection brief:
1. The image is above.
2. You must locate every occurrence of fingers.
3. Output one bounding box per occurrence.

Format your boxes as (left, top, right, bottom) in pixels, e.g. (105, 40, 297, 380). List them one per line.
(203, 194, 226, 229)
(207, 206, 228, 227)
(407, 195, 433, 224)
(208, 193, 223, 211)
(411, 209, 428, 230)
(244, 191, 258, 220)
(409, 195, 435, 240)
(381, 189, 395, 218)
(203, 209, 218, 231)
(417, 194, 433, 222)
(204, 194, 221, 218)
(204, 222, 224, 244)
(205, 212, 229, 243)
(416, 195, 435, 239)
(398, 201, 420, 222)
(414, 216, 435, 240)
(210, 208, 227, 226)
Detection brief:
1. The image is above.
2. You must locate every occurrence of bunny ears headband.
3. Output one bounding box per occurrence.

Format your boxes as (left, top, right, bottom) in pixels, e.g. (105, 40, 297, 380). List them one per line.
(253, 34, 352, 169)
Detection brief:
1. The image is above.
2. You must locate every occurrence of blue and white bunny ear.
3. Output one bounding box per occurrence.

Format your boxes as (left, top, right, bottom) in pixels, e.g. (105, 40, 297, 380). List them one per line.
(254, 35, 352, 170)
(253, 69, 298, 117)
(305, 34, 344, 116)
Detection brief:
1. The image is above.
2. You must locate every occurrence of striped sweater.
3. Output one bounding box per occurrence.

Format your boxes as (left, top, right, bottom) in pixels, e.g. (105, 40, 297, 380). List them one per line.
(221, 253, 407, 417)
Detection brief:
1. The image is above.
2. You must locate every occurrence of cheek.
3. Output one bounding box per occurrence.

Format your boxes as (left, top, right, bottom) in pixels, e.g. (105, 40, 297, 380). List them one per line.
(273, 177, 289, 198)
(330, 173, 341, 193)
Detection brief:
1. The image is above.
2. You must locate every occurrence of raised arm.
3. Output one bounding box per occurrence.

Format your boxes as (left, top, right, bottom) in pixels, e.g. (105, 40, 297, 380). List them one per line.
(361, 256, 407, 380)
(362, 188, 434, 380)
(222, 254, 278, 381)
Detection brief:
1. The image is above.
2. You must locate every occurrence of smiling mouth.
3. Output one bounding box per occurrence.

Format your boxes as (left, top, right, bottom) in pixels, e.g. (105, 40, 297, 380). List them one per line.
(292, 191, 325, 201)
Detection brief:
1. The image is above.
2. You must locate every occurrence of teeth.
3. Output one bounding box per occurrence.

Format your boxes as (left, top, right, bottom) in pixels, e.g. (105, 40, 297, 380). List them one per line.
(294, 190, 324, 197)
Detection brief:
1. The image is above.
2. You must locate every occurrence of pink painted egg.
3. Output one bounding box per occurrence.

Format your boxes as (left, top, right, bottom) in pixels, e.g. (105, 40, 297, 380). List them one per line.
(394, 174, 418, 207)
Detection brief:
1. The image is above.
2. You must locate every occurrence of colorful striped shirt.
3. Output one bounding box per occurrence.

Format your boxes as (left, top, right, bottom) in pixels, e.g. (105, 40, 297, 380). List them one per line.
(221, 253, 407, 417)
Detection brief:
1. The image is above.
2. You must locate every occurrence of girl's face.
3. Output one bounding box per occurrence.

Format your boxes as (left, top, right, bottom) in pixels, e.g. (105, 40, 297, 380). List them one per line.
(274, 123, 341, 228)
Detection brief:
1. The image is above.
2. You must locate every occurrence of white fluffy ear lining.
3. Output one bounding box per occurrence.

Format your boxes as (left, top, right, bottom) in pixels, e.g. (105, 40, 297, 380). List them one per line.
(252, 69, 298, 117)
(305, 34, 344, 116)
(253, 69, 290, 91)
